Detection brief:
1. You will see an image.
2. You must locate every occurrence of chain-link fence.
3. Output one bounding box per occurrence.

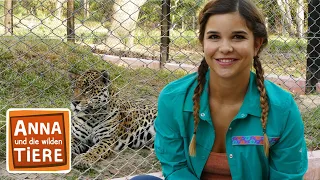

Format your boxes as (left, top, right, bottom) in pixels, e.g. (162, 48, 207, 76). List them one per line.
(0, 0, 319, 179)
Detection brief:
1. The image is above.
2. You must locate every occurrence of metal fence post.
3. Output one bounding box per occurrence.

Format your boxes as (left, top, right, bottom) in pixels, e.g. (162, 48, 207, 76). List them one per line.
(306, 0, 320, 94)
(160, 0, 171, 68)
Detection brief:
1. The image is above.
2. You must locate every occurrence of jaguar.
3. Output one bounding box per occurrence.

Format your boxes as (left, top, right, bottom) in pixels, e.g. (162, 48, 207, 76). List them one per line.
(70, 70, 157, 169)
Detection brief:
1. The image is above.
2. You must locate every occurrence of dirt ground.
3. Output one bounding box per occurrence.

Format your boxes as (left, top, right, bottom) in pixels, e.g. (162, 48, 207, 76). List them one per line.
(295, 94, 320, 113)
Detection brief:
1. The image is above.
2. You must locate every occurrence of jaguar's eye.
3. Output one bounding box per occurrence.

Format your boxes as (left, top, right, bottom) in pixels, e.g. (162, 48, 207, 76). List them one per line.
(85, 89, 92, 94)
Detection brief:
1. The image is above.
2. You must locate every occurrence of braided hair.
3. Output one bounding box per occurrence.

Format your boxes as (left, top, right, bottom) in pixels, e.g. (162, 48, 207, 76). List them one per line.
(189, 59, 208, 156)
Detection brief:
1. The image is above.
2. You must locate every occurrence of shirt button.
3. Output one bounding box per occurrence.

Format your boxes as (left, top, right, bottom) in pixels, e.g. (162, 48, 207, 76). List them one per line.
(229, 127, 232, 130)
(241, 114, 246, 118)
(200, 113, 205, 117)
(229, 154, 233, 159)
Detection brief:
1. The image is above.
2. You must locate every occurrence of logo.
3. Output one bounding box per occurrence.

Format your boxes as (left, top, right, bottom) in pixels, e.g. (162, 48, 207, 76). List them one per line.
(6, 108, 71, 173)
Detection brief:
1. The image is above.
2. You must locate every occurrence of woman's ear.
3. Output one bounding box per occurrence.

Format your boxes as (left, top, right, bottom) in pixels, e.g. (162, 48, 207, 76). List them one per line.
(254, 38, 264, 56)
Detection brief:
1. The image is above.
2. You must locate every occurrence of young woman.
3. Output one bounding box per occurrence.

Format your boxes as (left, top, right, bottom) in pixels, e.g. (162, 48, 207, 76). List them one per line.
(133, 0, 308, 179)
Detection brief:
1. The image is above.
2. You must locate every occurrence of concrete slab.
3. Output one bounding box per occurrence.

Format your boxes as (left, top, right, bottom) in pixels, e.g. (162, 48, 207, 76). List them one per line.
(305, 150, 320, 180)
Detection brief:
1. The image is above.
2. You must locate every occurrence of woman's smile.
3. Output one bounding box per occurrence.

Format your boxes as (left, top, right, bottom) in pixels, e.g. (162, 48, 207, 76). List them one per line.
(215, 58, 239, 67)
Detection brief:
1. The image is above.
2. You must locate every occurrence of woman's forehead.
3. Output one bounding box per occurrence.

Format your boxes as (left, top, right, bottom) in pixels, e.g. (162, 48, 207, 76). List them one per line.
(205, 12, 251, 33)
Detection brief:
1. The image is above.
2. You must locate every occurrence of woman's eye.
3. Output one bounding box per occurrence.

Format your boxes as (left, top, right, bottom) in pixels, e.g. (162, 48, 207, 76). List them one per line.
(234, 35, 245, 39)
(209, 35, 219, 39)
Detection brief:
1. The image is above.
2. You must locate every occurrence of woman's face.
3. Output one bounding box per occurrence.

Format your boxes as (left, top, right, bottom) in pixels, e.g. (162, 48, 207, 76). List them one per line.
(203, 12, 262, 79)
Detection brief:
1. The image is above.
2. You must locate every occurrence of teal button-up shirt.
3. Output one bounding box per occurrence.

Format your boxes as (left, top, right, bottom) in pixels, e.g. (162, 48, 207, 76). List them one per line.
(154, 71, 308, 180)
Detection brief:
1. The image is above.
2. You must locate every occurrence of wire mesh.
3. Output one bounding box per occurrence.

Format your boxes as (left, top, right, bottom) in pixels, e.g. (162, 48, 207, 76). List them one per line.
(0, 0, 319, 179)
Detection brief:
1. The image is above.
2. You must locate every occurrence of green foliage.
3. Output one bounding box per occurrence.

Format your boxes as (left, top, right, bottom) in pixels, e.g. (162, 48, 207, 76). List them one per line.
(253, 0, 308, 35)
(13, 0, 56, 18)
(138, 0, 162, 28)
(138, 0, 205, 30)
(254, 0, 282, 34)
(170, 0, 206, 30)
(74, 0, 114, 23)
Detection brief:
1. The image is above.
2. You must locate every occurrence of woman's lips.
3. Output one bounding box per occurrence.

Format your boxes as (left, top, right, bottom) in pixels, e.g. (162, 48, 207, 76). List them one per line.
(215, 58, 238, 66)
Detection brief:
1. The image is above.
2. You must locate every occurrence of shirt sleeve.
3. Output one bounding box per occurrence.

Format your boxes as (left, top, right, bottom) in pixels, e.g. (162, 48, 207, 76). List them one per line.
(154, 91, 198, 180)
(269, 96, 308, 180)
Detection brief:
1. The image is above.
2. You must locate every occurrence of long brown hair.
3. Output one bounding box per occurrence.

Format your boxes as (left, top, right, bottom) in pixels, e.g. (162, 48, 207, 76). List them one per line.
(190, 0, 270, 157)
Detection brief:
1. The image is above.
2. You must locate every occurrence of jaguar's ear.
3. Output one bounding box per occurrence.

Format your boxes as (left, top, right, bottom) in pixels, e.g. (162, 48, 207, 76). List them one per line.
(69, 72, 79, 80)
(101, 70, 110, 85)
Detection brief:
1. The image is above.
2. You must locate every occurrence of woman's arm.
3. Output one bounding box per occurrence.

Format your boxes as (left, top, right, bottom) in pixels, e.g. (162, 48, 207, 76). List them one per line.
(269, 97, 308, 180)
(154, 91, 198, 180)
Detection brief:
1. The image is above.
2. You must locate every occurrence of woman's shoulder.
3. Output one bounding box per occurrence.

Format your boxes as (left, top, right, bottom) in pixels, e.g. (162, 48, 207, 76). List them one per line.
(264, 79, 295, 109)
(159, 72, 198, 98)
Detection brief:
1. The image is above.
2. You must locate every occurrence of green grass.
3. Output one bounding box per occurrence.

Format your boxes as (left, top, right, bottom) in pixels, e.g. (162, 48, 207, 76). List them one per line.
(0, 36, 185, 114)
(302, 107, 320, 150)
(0, 36, 186, 155)
(268, 35, 307, 53)
(0, 126, 5, 160)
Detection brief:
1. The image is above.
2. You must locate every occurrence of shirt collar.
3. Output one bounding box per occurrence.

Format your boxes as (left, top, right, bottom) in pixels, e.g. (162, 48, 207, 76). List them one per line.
(183, 70, 262, 118)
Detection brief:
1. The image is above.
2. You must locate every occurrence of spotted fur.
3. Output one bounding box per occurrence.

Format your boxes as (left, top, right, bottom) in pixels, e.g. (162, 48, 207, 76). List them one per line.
(70, 70, 156, 169)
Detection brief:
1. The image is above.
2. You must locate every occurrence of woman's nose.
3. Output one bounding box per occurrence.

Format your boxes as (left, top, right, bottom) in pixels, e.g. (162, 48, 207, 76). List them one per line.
(219, 40, 233, 54)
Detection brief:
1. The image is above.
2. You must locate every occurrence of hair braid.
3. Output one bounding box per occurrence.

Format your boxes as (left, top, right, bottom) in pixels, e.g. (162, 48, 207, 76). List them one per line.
(189, 58, 208, 156)
(253, 56, 270, 157)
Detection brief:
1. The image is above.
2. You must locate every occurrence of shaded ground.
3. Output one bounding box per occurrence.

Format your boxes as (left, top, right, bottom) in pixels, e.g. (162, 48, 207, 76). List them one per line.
(0, 148, 161, 180)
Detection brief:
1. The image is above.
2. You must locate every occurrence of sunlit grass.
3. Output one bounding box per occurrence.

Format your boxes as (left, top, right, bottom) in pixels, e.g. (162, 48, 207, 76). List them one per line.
(303, 107, 320, 150)
(0, 37, 188, 162)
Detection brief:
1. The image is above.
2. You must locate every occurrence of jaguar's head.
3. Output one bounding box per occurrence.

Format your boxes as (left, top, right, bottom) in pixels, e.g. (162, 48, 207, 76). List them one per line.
(70, 70, 110, 112)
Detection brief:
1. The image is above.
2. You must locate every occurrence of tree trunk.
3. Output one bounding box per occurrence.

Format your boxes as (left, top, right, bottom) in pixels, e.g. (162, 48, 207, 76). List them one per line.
(283, 0, 295, 35)
(83, 0, 89, 18)
(106, 0, 147, 49)
(4, 0, 13, 35)
(170, 0, 179, 31)
(296, 0, 304, 38)
(67, 0, 75, 43)
(306, 0, 320, 94)
(56, 0, 64, 19)
(276, 0, 295, 35)
(160, 0, 170, 68)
